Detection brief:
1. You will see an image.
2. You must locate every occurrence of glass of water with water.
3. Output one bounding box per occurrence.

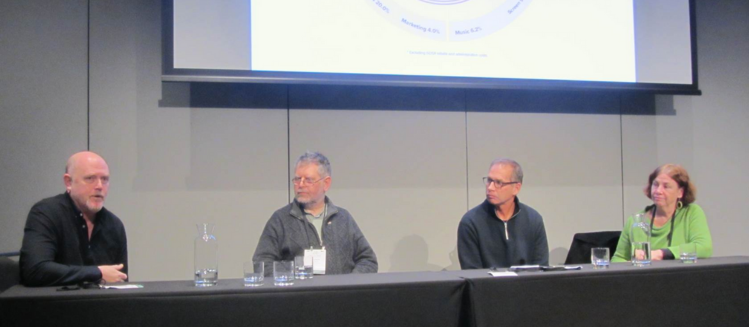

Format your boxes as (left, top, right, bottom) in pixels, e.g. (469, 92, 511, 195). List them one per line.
(244, 261, 264, 287)
(631, 241, 651, 266)
(294, 256, 313, 280)
(273, 261, 294, 286)
(591, 247, 610, 268)
(679, 243, 698, 263)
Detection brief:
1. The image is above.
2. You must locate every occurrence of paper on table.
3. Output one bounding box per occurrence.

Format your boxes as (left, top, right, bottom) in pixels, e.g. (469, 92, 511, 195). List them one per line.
(103, 284, 143, 289)
(305, 249, 326, 275)
(488, 271, 518, 277)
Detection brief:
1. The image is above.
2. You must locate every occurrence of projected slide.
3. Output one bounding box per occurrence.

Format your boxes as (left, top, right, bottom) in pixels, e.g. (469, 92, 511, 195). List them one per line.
(251, 0, 636, 82)
(367, 0, 532, 41)
(171, 0, 694, 88)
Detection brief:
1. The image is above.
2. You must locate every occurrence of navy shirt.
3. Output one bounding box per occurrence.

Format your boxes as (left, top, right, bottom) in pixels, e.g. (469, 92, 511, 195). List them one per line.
(20, 193, 128, 286)
(458, 197, 549, 269)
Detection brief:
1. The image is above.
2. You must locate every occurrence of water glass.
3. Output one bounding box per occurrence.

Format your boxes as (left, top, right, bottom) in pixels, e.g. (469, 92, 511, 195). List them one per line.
(295, 256, 313, 280)
(243, 261, 264, 287)
(273, 261, 295, 286)
(631, 241, 651, 267)
(680, 243, 697, 263)
(591, 247, 610, 268)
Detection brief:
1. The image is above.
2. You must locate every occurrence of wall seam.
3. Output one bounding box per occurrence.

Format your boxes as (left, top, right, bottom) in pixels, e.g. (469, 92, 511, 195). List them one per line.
(86, 0, 91, 150)
(287, 86, 291, 203)
(619, 94, 625, 225)
(464, 90, 469, 212)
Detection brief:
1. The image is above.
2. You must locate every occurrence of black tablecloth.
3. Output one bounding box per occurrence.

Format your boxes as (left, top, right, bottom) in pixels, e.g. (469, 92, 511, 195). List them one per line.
(2, 257, 748, 327)
(0, 271, 466, 327)
(453, 256, 749, 327)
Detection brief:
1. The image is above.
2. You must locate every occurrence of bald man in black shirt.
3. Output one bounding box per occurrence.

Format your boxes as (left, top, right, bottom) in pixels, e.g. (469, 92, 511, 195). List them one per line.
(20, 151, 128, 286)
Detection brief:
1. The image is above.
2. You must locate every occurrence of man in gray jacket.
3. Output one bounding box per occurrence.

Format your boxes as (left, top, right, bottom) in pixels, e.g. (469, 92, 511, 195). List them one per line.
(253, 152, 377, 275)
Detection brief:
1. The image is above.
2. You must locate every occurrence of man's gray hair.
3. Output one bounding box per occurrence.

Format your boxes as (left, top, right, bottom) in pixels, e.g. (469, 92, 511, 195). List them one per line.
(296, 151, 331, 177)
(490, 158, 523, 183)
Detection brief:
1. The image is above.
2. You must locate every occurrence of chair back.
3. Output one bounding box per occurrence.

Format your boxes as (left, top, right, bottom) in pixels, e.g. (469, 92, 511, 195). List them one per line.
(564, 231, 620, 265)
(0, 252, 21, 293)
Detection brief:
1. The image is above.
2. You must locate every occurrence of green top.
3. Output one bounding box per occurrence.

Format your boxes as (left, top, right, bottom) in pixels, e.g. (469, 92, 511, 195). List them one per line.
(612, 203, 713, 262)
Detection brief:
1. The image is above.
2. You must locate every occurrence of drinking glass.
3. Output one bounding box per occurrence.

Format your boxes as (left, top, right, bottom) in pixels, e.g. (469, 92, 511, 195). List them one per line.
(243, 261, 264, 287)
(273, 261, 294, 286)
(679, 243, 697, 263)
(591, 247, 610, 268)
(295, 256, 313, 280)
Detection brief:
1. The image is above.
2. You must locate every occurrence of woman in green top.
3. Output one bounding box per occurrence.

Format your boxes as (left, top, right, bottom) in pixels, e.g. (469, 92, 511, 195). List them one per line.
(612, 164, 713, 262)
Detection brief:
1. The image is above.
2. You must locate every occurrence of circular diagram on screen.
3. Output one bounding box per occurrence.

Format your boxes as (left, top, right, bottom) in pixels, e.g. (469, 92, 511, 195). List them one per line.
(367, 0, 532, 41)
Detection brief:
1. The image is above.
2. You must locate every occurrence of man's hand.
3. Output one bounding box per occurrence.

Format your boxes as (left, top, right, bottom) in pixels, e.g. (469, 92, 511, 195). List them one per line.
(98, 264, 127, 283)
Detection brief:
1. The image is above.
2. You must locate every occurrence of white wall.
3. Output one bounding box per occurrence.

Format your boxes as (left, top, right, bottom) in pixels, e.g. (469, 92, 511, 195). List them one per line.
(1, 0, 747, 281)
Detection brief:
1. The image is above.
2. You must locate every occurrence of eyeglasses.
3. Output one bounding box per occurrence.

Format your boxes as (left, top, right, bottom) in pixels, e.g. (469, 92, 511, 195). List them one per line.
(292, 176, 326, 186)
(482, 177, 519, 188)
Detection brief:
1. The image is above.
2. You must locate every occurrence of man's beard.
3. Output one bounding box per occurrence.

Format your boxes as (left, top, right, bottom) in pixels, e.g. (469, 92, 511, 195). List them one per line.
(85, 199, 104, 213)
(295, 194, 310, 204)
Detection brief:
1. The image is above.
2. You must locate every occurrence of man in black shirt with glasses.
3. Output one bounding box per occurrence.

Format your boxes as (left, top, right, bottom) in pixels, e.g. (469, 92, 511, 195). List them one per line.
(20, 151, 128, 286)
(458, 158, 549, 269)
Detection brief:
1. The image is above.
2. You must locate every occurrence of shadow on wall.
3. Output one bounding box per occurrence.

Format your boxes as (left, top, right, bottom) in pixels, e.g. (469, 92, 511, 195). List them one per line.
(444, 246, 461, 271)
(389, 234, 444, 272)
(159, 82, 667, 116)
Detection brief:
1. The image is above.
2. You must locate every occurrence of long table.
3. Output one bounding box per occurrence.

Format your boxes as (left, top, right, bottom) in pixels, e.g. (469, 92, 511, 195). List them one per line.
(452, 256, 749, 327)
(2, 256, 748, 327)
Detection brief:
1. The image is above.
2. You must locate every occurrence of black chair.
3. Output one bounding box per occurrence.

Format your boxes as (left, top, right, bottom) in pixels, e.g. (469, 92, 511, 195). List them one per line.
(564, 231, 621, 265)
(0, 251, 21, 293)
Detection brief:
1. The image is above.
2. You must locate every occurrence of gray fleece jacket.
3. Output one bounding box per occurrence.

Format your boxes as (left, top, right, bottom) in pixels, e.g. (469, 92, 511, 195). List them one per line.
(252, 197, 378, 275)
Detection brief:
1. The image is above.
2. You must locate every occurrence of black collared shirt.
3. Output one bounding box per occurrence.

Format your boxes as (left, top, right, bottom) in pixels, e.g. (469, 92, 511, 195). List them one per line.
(19, 193, 128, 286)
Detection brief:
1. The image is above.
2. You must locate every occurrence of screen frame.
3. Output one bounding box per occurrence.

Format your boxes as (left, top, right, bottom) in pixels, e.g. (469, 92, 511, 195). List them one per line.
(162, 0, 700, 95)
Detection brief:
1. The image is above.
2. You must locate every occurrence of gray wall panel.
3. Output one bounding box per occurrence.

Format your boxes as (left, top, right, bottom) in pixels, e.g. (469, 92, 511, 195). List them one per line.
(0, 0, 88, 253)
(676, 0, 749, 256)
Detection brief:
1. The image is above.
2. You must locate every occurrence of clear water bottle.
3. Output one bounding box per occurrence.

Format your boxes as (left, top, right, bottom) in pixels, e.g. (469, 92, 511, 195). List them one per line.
(194, 223, 218, 286)
(630, 213, 651, 267)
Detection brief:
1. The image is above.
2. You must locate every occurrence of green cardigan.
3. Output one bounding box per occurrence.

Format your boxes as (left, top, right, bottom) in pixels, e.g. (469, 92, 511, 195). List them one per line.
(612, 204, 713, 262)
